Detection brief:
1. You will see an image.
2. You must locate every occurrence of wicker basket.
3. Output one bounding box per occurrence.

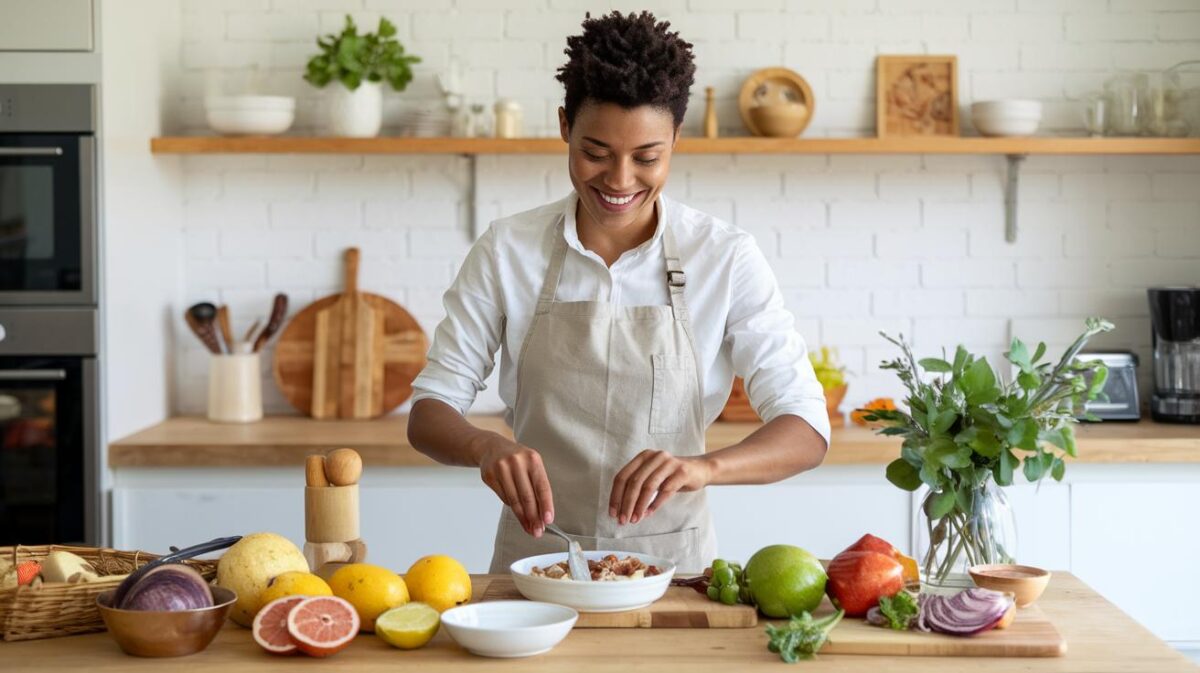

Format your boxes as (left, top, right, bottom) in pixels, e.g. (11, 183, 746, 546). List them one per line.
(0, 544, 219, 642)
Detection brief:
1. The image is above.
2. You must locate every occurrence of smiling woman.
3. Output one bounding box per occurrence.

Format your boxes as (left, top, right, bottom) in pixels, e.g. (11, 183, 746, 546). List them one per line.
(406, 11, 831, 575)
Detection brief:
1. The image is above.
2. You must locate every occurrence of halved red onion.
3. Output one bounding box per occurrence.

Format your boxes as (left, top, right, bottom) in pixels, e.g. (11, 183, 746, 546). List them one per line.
(921, 588, 1012, 636)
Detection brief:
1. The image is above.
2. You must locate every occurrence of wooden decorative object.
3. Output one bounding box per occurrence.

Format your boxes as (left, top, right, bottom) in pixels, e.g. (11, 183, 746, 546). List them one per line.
(876, 55, 959, 137)
(738, 67, 814, 138)
(304, 485, 360, 543)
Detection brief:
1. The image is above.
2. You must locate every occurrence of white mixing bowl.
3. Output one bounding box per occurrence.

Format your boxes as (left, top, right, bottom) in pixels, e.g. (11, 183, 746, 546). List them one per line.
(510, 550, 676, 613)
(440, 601, 577, 658)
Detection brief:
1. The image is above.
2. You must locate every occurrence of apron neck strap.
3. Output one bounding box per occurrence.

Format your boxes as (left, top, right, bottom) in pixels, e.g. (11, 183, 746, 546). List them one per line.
(536, 209, 690, 321)
(662, 223, 688, 321)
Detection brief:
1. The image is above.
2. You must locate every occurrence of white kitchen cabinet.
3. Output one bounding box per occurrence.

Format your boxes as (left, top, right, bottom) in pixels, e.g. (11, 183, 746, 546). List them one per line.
(0, 0, 93, 51)
(1071, 483, 1200, 643)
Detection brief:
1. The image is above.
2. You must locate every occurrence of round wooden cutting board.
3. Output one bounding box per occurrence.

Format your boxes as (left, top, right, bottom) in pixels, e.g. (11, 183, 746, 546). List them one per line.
(272, 249, 429, 419)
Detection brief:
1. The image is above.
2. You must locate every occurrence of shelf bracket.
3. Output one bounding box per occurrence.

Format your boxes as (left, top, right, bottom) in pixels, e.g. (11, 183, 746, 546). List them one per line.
(464, 153, 479, 240)
(1004, 153, 1026, 243)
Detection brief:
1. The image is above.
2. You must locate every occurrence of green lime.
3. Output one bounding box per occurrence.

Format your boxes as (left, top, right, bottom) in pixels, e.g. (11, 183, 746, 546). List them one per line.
(375, 602, 440, 650)
(743, 545, 827, 618)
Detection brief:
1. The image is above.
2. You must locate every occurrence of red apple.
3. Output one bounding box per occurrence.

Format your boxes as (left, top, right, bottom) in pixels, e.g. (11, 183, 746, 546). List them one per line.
(825, 550, 904, 617)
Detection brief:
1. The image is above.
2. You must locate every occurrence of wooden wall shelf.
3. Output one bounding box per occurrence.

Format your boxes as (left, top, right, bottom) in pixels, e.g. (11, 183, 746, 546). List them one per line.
(150, 135, 1200, 155)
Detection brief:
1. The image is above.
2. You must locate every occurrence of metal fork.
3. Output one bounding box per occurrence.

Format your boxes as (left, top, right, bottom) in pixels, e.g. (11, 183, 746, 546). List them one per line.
(544, 523, 591, 582)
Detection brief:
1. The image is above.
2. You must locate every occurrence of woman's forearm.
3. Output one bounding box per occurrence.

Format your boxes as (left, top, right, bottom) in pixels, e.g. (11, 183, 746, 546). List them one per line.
(407, 398, 507, 468)
(701, 414, 828, 486)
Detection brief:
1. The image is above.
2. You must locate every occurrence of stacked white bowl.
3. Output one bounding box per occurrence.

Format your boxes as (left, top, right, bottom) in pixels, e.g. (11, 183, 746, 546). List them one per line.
(205, 96, 296, 135)
(971, 100, 1043, 137)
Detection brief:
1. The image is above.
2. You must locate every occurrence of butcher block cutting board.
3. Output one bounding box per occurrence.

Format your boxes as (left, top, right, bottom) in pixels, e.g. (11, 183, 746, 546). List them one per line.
(480, 578, 758, 628)
(273, 248, 428, 419)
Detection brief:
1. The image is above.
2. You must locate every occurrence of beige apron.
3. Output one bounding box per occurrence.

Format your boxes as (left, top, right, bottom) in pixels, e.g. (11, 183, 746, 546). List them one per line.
(489, 212, 716, 574)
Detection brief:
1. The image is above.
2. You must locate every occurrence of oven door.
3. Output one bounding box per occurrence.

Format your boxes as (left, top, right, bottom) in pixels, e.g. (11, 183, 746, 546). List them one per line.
(0, 357, 96, 545)
(0, 134, 95, 305)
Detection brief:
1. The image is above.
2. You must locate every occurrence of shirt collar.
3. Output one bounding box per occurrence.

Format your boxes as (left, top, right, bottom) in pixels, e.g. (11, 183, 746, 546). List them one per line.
(561, 191, 670, 264)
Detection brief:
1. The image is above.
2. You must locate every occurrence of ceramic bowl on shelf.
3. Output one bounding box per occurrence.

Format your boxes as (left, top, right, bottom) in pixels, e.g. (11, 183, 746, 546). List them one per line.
(971, 100, 1043, 137)
(968, 564, 1051, 607)
(204, 95, 295, 135)
(510, 550, 675, 613)
(747, 102, 811, 138)
(440, 601, 578, 658)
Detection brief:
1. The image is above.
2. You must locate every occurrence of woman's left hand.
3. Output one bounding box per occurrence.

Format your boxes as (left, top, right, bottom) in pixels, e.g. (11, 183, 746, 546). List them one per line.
(609, 450, 712, 525)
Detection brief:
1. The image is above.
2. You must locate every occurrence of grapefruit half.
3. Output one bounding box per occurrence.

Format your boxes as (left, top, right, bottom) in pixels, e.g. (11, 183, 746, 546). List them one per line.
(286, 595, 360, 657)
(252, 596, 305, 655)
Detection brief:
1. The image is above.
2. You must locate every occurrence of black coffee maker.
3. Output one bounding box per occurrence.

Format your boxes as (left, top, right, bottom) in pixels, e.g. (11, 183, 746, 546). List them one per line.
(1149, 287, 1200, 423)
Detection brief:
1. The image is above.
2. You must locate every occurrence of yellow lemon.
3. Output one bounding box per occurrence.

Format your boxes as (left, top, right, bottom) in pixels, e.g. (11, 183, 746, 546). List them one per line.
(329, 563, 409, 632)
(258, 571, 332, 606)
(404, 555, 472, 613)
(375, 602, 440, 650)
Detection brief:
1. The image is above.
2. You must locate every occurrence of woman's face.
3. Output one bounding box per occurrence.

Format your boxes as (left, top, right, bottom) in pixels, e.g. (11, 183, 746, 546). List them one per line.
(559, 102, 678, 233)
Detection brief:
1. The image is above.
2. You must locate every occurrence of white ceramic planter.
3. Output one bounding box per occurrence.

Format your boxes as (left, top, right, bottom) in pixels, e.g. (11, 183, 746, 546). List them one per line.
(329, 81, 382, 137)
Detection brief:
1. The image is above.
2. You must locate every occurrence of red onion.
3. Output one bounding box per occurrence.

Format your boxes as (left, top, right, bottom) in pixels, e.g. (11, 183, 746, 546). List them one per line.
(118, 563, 213, 611)
(919, 588, 1012, 636)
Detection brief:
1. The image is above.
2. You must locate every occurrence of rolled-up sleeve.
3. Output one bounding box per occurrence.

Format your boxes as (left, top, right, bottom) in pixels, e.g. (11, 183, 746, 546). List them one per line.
(411, 225, 504, 415)
(724, 235, 830, 446)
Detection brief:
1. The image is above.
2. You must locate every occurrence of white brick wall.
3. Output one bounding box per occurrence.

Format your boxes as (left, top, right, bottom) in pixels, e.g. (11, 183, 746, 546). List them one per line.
(171, 1, 1200, 415)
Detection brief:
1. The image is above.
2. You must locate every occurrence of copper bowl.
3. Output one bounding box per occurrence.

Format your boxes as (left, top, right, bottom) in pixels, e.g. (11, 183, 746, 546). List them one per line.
(97, 586, 236, 657)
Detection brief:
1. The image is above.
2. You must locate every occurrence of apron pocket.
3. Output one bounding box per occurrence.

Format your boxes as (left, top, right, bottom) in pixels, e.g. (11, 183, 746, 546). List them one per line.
(650, 354, 694, 435)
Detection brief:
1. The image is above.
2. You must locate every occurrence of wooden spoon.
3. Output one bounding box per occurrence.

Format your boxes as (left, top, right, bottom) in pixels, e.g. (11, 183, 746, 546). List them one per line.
(185, 303, 223, 354)
(253, 293, 289, 353)
(216, 305, 234, 354)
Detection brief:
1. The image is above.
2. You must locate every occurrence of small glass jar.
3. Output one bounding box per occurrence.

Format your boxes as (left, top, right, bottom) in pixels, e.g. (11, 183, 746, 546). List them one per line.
(494, 98, 523, 139)
(1105, 73, 1146, 136)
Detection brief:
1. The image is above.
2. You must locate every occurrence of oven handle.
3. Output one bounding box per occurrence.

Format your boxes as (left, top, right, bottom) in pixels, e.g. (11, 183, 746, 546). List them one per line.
(0, 369, 68, 381)
(0, 147, 64, 157)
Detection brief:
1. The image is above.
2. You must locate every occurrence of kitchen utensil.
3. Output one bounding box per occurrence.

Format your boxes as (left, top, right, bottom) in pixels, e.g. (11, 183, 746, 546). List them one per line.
(273, 253, 427, 419)
(204, 95, 295, 136)
(440, 601, 577, 658)
(509, 550, 675, 613)
(185, 303, 222, 354)
(206, 354, 262, 423)
(1148, 286, 1200, 423)
(306, 454, 329, 487)
(544, 524, 591, 582)
(305, 484, 359, 543)
(110, 536, 241, 609)
(971, 100, 1043, 137)
(216, 305, 234, 354)
(739, 67, 814, 138)
(969, 564, 1051, 607)
(1076, 351, 1140, 421)
(96, 586, 236, 657)
(242, 318, 262, 346)
(482, 578, 757, 628)
(253, 293, 288, 353)
(308, 248, 384, 419)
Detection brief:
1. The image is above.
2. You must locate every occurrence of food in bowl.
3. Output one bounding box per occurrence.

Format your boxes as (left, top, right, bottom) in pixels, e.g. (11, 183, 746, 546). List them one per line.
(530, 554, 663, 581)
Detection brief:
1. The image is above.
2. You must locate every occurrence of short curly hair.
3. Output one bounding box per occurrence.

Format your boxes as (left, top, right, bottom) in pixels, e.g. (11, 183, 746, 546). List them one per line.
(556, 11, 696, 129)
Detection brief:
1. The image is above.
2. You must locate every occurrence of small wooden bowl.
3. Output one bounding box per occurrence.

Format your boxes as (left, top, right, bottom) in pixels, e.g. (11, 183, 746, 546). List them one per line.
(747, 103, 811, 138)
(969, 564, 1050, 607)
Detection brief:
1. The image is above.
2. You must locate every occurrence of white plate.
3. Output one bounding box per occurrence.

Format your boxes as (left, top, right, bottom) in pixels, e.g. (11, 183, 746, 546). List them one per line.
(510, 550, 676, 613)
(441, 601, 577, 658)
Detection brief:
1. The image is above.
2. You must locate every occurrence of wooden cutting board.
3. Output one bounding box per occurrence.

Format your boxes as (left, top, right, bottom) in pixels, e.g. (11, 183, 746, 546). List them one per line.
(481, 578, 758, 628)
(273, 248, 428, 419)
(813, 595, 1065, 658)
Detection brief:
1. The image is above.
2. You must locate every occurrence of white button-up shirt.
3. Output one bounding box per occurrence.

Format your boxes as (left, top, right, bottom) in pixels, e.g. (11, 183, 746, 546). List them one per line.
(411, 192, 831, 445)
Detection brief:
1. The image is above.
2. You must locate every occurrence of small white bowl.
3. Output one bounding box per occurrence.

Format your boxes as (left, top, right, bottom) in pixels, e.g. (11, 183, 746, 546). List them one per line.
(205, 107, 295, 135)
(972, 99, 1042, 117)
(440, 601, 577, 658)
(971, 100, 1043, 137)
(510, 550, 675, 613)
(205, 95, 296, 111)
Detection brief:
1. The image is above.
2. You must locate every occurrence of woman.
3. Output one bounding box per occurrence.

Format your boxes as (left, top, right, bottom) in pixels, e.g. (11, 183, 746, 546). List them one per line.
(408, 11, 829, 574)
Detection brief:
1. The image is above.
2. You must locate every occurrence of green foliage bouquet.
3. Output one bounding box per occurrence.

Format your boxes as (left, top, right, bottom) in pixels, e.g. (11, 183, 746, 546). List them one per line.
(864, 318, 1114, 585)
(304, 15, 420, 91)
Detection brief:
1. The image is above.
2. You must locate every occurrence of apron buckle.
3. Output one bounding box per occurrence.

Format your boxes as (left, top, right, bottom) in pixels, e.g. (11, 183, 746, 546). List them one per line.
(667, 270, 686, 287)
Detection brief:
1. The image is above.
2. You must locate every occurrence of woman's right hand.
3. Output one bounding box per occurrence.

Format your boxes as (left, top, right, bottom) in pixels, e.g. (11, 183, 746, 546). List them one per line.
(478, 438, 555, 537)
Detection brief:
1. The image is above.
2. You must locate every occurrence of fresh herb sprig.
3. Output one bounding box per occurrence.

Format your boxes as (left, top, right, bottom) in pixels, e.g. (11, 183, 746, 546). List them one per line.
(878, 591, 920, 630)
(765, 609, 845, 663)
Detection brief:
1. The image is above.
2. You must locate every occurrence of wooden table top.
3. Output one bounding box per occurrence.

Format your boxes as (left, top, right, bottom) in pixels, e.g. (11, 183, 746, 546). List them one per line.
(108, 415, 1200, 468)
(2, 573, 1193, 672)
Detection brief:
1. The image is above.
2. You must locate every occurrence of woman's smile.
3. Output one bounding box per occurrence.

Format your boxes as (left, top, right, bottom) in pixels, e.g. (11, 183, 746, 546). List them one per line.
(590, 185, 647, 213)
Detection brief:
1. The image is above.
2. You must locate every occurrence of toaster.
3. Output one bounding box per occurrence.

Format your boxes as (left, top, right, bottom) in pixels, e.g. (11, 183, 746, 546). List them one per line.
(1076, 351, 1141, 421)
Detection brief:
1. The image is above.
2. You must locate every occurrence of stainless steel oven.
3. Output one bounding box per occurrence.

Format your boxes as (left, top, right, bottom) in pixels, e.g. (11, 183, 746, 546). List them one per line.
(0, 84, 96, 305)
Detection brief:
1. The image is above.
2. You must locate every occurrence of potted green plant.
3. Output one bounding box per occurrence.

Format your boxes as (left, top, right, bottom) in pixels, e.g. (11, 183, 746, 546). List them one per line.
(862, 318, 1114, 591)
(304, 15, 420, 137)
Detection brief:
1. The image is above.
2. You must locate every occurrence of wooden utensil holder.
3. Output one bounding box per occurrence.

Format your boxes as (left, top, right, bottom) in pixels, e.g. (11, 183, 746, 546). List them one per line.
(305, 485, 359, 543)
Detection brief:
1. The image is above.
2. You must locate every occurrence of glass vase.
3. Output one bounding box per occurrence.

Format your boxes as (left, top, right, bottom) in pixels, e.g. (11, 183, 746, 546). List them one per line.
(916, 475, 1017, 593)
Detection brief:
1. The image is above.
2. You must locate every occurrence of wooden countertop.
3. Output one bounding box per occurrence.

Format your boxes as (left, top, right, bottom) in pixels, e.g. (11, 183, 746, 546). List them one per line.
(107, 416, 1200, 468)
(1, 572, 1193, 672)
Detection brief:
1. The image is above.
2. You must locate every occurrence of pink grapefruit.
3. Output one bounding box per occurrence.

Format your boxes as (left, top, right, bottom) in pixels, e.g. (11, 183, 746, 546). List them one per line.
(252, 596, 305, 655)
(285, 595, 360, 657)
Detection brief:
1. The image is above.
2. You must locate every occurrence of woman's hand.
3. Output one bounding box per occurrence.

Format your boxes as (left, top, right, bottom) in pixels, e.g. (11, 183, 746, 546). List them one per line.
(608, 450, 712, 526)
(479, 438, 555, 537)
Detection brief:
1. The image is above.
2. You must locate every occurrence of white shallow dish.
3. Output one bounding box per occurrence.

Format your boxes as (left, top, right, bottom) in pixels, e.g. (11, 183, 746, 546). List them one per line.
(205, 95, 295, 111)
(440, 601, 577, 658)
(510, 550, 676, 613)
(971, 100, 1043, 137)
(205, 107, 295, 135)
